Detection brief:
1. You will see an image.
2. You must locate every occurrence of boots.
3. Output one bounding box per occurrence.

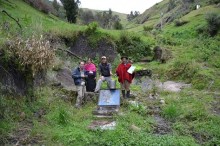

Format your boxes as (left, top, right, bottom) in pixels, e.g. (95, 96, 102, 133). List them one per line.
(122, 90, 126, 98)
(126, 90, 130, 98)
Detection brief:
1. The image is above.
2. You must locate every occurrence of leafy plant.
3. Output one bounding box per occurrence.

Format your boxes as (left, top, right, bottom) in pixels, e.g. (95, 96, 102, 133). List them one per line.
(162, 104, 179, 120)
(85, 22, 99, 35)
(143, 26, 153, 32)
(117, 32, 152, 61)
(205, 12, 220, 37)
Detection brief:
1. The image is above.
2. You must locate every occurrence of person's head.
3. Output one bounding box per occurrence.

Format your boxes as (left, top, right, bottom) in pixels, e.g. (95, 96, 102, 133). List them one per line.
(79, 61, 85, 70)
(101, 56, 107, 63)
(121, 56, 128, 64)
(87, 58, 92, 64)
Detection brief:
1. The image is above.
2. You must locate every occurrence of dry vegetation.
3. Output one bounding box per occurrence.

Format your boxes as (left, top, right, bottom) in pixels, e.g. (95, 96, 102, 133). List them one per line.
(8, 35, 55, 76)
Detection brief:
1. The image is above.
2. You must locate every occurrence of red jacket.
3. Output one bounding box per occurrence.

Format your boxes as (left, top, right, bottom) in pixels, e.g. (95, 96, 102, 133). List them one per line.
(116, 63, 134, 83)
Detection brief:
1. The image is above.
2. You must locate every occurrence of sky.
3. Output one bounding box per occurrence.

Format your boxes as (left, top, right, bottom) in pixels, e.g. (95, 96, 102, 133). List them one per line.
(57, 0, 163, 14)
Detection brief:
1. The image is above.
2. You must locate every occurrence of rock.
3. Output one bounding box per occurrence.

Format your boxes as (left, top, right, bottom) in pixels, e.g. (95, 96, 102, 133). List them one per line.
(34, 108, 46, 119)
(130, 124, 141, 132)
(92, 106, 119, 118)
(130, 92, 137, 99)
(88, 120, 116, 130)
(160, 98, 165, 104)
(161, 81, 191, 92)
(56, 68, 76, 91)
(135, 69, 152, 77)
(128, 100, 139, 107)
(70, 35, 117, 62)
(149, 93, 159, 99)
(20, 112, 26, 121)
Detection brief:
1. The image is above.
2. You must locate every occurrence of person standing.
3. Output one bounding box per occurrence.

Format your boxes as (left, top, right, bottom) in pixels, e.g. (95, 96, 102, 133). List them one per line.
(116, 56, 135, 98)
(72, 61, 87, 108)
(94, 56, 112, 92)
(84, 58, 96, 92)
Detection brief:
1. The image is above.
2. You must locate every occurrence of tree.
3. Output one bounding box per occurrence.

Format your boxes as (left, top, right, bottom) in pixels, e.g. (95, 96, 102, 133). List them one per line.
(134, 11, 140, 17)
(113, 21, 123, 30)
(60, 0, 79, 23)
(53, 0, 60, 11)
(127, 11, 139, 21)
(79, 10, 95, 24)
(167, 0, 176, 12)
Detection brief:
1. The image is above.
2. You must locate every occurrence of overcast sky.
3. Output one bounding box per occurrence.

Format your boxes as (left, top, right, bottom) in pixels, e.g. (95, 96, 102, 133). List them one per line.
(57, 0, 163, 14)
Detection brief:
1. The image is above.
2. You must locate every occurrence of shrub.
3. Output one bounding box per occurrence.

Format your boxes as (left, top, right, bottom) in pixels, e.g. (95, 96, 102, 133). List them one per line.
(79, 9, 95, 25)
(174, 20, 189, 27)
(7, 35, 55, 76)
(113, 21, 123, 30)
(209, 0, 220, 4)
(85, 22, 99, 35)
(117, 32, 152, 61)
(162, 104, 179, 120)
(143, 26, 153, 32)
(205, 13, 220, 37)
(196, 24, 207, 34)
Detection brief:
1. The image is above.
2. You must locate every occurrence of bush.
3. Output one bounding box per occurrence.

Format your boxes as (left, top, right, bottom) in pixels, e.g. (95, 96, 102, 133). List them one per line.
(78, 9, 95, 25)
(174, 20, 189, 27)
(85, 22, 99, 35)
(143, 26, 153, 32)
(7, 35, 55, 76)
(205, 13, 220, 37)
(162, 104, 179, 121)
(113, 21, 123, 30)
(196, 24, 207, 34)
(209, 0, 220, 4)
(117, 32, 152, 61)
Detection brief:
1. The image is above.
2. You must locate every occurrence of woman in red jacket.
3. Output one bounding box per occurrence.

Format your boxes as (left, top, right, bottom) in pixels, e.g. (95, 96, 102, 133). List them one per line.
(116, 56, 135, 98)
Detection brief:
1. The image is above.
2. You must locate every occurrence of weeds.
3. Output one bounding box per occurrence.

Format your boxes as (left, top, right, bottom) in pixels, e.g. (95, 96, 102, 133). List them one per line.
(7, 35, 55, 76)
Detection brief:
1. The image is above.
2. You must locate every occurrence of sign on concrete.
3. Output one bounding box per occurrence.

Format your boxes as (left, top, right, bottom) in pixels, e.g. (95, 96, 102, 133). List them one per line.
(98, 89, 120, 106)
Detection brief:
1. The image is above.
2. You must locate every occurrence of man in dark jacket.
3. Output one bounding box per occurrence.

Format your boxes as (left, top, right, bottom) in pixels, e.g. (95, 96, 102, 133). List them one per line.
(72, 61, 87, 108)
(94, 56, 112, 92)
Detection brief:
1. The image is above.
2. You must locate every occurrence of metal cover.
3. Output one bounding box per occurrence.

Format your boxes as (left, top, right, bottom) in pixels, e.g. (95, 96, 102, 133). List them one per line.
(98, 89, 120, 106)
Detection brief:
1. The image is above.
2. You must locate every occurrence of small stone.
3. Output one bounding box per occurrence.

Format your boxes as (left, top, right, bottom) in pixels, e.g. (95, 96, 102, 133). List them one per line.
(160, 99, 165, 104)
(20, 112, 25, 120)
(130, 124, 141, 132)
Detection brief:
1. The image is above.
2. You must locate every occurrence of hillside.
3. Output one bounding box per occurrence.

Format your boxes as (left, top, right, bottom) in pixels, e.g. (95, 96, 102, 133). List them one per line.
(80, 8, 129, 26)
(1, 0, 220, 145)
(125, 0, 220, 32)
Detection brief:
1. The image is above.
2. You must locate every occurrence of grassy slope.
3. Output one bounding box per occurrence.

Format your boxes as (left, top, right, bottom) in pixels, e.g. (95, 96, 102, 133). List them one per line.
(1, 0, 220, 146)
(80, 8, 129, 26)
(0, 0, 85, 42)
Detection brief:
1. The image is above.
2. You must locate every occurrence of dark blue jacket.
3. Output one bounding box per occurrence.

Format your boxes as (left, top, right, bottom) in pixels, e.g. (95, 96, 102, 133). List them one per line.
(72, 67, 86, 86)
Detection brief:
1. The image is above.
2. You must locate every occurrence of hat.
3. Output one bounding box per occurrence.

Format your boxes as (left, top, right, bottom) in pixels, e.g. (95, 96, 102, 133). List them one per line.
(101, 56, 106, 59)
(121, 56, 128, 59)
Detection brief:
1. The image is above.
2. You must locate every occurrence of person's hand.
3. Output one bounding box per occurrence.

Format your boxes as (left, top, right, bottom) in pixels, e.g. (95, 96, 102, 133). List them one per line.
(100, 76, 104, 80)
(81, 75, 87, 78)
(110, 72, 113, 76)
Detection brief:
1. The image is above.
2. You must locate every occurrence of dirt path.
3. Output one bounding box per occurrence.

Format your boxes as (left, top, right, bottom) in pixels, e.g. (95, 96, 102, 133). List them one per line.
(7, 120, 43, 145)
